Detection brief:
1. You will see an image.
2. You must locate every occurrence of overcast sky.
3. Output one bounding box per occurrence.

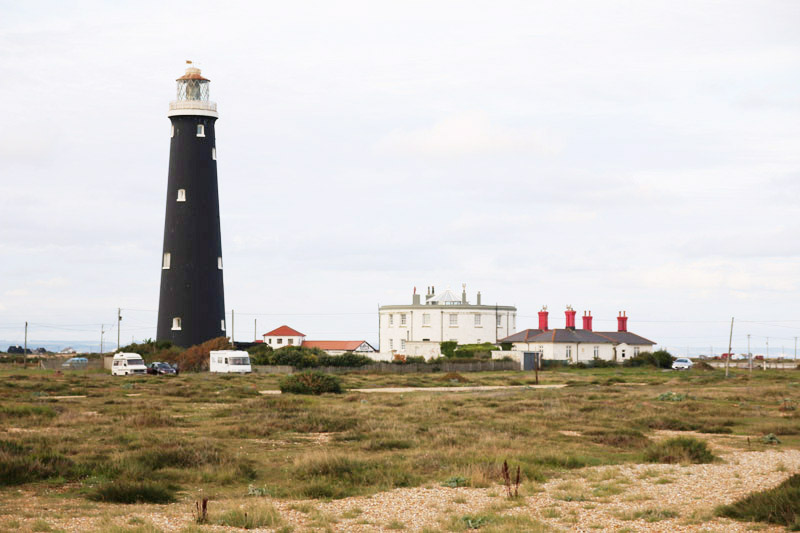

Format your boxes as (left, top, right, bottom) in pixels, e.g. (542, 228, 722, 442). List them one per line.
(1, 1, 800, 355)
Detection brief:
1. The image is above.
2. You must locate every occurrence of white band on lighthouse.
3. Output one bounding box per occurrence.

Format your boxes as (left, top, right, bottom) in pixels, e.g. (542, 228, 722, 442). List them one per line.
(168, 100, 218, 118)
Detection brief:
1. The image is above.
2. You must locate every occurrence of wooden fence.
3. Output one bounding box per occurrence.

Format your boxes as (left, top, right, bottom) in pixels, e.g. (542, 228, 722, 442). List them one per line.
(253, 360, 520, 374)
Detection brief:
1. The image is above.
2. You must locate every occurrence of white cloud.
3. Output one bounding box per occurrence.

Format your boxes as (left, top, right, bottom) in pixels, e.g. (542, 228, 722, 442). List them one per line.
(375, 112, 562, 157)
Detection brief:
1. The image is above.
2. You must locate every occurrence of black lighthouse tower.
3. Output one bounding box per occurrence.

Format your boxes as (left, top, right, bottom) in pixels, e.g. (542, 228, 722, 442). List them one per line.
(157, 62, 225, 347)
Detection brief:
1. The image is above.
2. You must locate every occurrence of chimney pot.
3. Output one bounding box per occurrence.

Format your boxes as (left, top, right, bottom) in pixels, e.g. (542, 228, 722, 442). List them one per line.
(582, 310, 593, 331)
(477, 291, 481, 305)
(565, 306, 577, 330)
(617, 311, 628, 332)
(538, 307, 549, 331)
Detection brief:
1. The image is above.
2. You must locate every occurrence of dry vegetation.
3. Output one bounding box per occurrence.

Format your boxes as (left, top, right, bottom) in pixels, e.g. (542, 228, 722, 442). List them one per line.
(0, 365, 798, 531)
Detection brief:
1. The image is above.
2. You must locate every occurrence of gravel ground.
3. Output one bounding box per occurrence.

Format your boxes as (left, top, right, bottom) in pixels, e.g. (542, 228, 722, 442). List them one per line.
(10, 445, 800, 532)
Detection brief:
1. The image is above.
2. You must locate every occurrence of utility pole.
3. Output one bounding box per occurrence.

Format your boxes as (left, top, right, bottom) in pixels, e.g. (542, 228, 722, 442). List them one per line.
(100, 325, 105, 354)
(725, 317, 734, 378)
(765, 337, 769, 370)
(24, 321, 28, 365)
(254, 318, 257, 341)
(794, 337, 797, 363)
(231, 309, 235, 343)
(117, 308, 122, 351)
(747, 334, 752, 374)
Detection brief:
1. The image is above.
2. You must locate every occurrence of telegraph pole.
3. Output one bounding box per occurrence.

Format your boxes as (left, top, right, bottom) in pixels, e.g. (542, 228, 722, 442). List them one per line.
(725, 317, 734, 378)
(254, 318, 257, 341)
(231, 309, 235, 343)
(24, 321, 28, 365)
(795, 337, 797, 363)
(117, 308, 121, 351)
(747, 334, 752, 374)
(765, 337, 769, 370)
(100, 325, 105, 354)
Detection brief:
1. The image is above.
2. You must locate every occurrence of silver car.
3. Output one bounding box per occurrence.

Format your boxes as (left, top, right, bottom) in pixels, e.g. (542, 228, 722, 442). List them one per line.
(672, 357, 693, 370)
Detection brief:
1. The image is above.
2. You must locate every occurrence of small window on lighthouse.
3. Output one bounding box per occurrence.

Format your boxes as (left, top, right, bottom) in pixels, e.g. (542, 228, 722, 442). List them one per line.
(172, 317, 182, 331)
(177, 189, 186, 202)
(221, 319, 226, 331)
(217, 256, 223, 270)
(212, 147, 216, 160)
(162, 252, 171, 269)
(170, 125, 174, 137)
(196, 124, 205, 137)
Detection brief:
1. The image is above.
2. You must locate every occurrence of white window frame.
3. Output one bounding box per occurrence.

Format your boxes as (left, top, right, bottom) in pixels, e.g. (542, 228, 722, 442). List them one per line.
(389, 314, 394, 326)
(474, 314, 481, 327)
(212, 147, 216, 160)
(221, 319, 225, 331)
(162, 252, 171, 270)
(400, 339, 406, 350)
(400, 314, 407, 326)
(496, 315, 502, 327)
(177, 189, 186, 202)
(593, 346, 599, 358)
(566, 345, 572, 359)
(171, 317, 182, 330)
(170, 124, 174, 137)
(634, 346, 640, 356)
(449, 314, 458, 327)
(422, 313, 430, 326)
(389, 339, 393, 350)
(196, 124, 205, 137)
(217, 256, 223, 270)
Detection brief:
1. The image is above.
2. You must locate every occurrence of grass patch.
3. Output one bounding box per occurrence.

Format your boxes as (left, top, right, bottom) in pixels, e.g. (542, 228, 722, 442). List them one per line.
(643, 437, 715, 464)
(88, 480, 177, 504)
(217, 502, 284, 529)
(716, 474, 800, 529)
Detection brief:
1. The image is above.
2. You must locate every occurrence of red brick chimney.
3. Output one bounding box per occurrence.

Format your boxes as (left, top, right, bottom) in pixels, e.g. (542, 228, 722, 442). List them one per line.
(617, 311, 628, 332)
(565, 305, 576, 330)
(538, 306, 549, 331)
(582, 311, 593, 331)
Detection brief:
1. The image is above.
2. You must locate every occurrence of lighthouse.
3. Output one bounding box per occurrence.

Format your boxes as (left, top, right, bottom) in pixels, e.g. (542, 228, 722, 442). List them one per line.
(156, 62, 226, 347)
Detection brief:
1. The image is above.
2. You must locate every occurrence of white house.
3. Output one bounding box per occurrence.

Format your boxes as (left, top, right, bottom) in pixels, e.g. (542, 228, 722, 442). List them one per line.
(379, 285, 517, 357)
(262, 325, 306, 348)
(497, 307, 655, 364)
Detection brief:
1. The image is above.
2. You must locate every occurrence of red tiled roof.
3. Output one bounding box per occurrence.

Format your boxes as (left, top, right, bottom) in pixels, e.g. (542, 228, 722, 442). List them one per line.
(263, 325, 305, 337)
(301, 340, 373, 351)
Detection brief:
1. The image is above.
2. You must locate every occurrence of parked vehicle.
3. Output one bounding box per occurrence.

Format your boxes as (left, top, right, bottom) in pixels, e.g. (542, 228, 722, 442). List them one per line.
(147, 362, 177, 375)
(111, 353, 147, 376)
(209, 350, 251, 373)
(672, 357, 693, 370)
(62, 357, 88, 369)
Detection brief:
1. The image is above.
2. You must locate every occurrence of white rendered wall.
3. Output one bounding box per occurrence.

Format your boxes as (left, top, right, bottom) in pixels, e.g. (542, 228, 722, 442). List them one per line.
(264, 335, 305, 348)
(379, 306, 516, 354)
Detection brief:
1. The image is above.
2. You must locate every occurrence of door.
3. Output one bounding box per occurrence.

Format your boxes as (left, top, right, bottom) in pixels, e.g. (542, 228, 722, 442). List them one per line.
(523, 352, 540, 371)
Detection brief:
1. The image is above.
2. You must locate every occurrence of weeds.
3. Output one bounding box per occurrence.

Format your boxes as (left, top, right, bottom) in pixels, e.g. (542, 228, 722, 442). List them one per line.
(88, 481, 177, 504)
(643, 437, 715, 464)
(500, 460, 520, 498)
(716, 474, 800, 529)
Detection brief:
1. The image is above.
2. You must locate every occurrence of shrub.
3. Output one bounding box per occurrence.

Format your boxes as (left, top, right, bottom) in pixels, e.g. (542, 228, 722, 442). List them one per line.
(317, 352, 373, 368)
(280, 371, 342, 395)
(217, 502, 284, 529)
(716, 474, 800, 528)
(624, 349, 675, 368)
(585, 429, 649, 448)
(88, 481, 177, 504)
(0, 448, 76, 486)
(643, 437, 715, 464)
(440, 341, 458, 358)
(405, 356, 426, 364)
(246, 343, 274, 365)
(268, 346, 326, 368)
(453, 343, 496, 359)
(161, 337, 231, 372)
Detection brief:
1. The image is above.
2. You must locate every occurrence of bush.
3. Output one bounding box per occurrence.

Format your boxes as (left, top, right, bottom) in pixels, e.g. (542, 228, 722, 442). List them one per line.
(217, 502, 284, 529)
(623, 350, 674, 368)
(575, 359, 617, 368)
(246, 343, 273, 365)
(643, 437, 715, 464)
(453, 343, 496, 359)
(317, 352, 373, 368)
(440, 341, 458, 358)
(88, 481, 177, 504)
(716, 474, 800, 529)
(269, 346, 325, 368)
(280, 371, 342, 395)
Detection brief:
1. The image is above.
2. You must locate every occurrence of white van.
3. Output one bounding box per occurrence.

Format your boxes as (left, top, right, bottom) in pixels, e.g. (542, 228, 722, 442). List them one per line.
(209, 350, 252, 374)
(111, 352, 148, 376)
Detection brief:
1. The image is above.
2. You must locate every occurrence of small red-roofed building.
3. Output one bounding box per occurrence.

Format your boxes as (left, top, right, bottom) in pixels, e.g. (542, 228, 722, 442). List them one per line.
(262, 325, 305, 348)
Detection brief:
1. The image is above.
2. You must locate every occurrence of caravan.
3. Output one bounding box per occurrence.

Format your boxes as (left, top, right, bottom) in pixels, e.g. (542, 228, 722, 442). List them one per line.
(111, 353, 148, 376)
(209, 350, 252, 374)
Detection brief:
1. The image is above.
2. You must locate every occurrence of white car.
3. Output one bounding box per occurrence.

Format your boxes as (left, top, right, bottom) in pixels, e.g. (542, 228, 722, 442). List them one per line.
(672, 357, 693, 370)
(111, 352, 148, 376)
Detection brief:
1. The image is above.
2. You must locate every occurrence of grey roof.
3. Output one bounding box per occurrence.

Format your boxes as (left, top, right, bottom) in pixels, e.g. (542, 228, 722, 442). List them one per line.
(500, 328, 655, 345)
